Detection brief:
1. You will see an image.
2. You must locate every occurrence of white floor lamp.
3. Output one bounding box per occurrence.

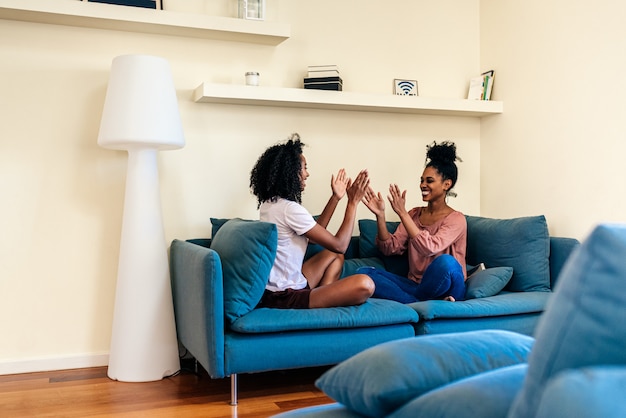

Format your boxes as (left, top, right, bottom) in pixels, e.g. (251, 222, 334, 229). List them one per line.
(98, 54, 184, 382)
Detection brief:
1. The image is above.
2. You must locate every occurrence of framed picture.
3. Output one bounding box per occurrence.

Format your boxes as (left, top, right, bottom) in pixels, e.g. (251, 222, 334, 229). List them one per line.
(394, 79, 418, 96)
(81, 0, 162, 10)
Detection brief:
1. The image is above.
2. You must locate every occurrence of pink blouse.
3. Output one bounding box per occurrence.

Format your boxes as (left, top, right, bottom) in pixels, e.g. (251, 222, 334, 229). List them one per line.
(376, 207, 467, 283)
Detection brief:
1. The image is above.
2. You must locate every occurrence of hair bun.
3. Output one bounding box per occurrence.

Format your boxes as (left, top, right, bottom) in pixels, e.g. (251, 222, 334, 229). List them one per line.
(426, 141, 462, 164)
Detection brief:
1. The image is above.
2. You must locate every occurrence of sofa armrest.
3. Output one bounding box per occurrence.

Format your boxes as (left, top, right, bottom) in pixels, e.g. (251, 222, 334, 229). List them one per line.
(170, 239, 226, 378)
(549, 237, 580, 289)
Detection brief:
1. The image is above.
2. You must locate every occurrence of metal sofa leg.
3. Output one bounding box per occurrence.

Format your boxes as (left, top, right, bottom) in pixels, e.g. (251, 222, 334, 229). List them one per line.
(230, 374, 238, 406)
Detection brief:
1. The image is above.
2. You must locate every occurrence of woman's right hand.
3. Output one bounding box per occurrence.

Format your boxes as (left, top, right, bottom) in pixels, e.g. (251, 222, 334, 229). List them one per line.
(388, 183, 408, 217)
(346, 170, 369, 204)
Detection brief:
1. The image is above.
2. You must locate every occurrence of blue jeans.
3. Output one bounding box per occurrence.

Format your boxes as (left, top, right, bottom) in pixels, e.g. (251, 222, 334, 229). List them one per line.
(357, 254, 465, 303)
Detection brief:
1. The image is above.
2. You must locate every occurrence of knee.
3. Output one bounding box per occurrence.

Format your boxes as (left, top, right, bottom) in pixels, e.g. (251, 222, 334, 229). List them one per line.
(357, 274, 376, 298)
(433, 254, 457, 268)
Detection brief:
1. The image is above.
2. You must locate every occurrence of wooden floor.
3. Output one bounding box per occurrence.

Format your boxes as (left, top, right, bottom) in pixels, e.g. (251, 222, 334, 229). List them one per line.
(0, 360, 334, 417)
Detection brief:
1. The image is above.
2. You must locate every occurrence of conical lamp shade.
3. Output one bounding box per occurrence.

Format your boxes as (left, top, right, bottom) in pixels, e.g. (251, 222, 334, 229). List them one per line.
(98, 54, 185, 150)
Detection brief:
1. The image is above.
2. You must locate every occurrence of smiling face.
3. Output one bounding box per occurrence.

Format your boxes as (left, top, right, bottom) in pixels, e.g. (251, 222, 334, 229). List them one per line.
(298, 154, 309, 191)
(420, 166, 452, 202)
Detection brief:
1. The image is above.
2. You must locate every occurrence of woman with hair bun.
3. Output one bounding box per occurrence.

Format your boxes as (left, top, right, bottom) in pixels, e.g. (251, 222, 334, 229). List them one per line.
(359, 141, 467, 303)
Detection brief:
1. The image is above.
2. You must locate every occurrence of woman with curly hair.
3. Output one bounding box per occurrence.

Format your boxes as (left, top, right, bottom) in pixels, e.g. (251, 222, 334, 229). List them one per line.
(250, 133, 374, 309)
(359, 141, 467, 303)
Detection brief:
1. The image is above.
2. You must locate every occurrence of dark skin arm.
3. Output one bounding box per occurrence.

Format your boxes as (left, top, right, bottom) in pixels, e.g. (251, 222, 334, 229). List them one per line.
(315, 168, 350, 229)
(304, 170, 369, 253)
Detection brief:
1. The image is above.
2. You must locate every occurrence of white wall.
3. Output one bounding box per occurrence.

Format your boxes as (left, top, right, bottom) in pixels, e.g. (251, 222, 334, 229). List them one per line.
(480, 0, 626, 240)
(0, 0, 481, 372)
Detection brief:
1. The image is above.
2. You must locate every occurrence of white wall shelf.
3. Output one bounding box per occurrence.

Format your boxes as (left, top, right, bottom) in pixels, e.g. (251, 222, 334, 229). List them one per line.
(194, 83, 503, 117)
(0, 0, 290, 45)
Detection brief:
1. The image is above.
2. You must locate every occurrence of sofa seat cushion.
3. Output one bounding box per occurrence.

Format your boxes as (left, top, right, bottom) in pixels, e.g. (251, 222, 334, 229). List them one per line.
(408, 291, 551, 320)
(230, 298, 419, 333)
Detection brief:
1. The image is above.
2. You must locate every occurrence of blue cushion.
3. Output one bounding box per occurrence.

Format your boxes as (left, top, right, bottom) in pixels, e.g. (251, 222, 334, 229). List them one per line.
(466, 215, 550, 292)
(358, 219, 397, 258)
(388, 364, 527, 418)
(272, 403, 364, 417)
(209, 218, 277, 323)
(316, 330, 534, 418)
(230, 298, 418, 333)
(410, 291, 550, 320)
(509, 224, 626, 418)
(210, 217, 230, 237)
(358, 219, 408, 276)
(464, 266, 513, 299)
(341, 257, 385, 278)
(535, 366, 626, 418)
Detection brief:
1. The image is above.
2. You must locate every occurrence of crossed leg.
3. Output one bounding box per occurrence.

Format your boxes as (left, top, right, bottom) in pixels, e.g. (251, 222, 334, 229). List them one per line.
(302, 249, 375, 308)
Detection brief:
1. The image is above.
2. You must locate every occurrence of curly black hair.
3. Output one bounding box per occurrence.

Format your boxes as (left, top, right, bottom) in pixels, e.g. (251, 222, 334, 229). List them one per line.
(250, 133, 305, 208)
(425, 141, 463, 190)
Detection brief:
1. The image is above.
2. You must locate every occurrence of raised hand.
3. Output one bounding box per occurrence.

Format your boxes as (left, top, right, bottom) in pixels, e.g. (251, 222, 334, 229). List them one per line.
(388, 183, 408, 216)
(346, 170, 369, 203)
(331, 168, 350, 200)
(363, 186, 385, 217)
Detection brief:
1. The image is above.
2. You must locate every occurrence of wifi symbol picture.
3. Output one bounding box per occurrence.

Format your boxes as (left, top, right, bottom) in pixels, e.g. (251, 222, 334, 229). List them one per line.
(394, 79, 418, 96)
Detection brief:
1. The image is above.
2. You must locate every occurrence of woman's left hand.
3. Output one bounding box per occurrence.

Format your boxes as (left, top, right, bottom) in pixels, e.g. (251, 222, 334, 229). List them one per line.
(331, 168, 350, 200)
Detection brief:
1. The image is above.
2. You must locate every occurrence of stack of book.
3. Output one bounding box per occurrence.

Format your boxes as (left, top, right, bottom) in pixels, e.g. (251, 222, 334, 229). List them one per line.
(304, 65, 343, 91)
(467, 70, 495, 100)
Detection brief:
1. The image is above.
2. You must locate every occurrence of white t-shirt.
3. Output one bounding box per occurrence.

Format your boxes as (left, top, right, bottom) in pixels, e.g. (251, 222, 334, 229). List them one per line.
(260, 198, 317, 292)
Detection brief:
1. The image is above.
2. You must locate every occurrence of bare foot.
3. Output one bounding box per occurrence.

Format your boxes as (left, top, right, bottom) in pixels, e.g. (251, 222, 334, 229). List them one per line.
(444, 296, 456, 302)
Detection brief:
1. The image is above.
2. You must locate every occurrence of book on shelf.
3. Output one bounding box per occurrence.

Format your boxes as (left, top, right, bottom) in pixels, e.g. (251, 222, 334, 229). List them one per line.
(307, 65, 340, 78)
(304, 76, 343, 84)
(482, 70, 495, 101)
(303, 75, 342, 91)
(307, 69, 340, 78)
(307, 64, 339, 72)
(304, 83, 343, 91)
(467, 70, 495, 100)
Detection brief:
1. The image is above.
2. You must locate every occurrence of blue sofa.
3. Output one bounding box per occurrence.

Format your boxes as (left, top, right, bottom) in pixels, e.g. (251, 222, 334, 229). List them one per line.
(169, 215, 579, 405)
(274, 223, 626, 418)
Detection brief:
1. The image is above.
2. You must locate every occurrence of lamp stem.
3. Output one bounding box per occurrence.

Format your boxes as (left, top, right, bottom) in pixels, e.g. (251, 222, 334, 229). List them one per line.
(107, 147, 180, 382)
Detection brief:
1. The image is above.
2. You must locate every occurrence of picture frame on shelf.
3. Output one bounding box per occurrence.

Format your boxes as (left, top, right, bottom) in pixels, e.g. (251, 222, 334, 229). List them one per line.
(238, 0, 266, 20)
(394, 79, 418, 96)
(81, 0, 162, 10)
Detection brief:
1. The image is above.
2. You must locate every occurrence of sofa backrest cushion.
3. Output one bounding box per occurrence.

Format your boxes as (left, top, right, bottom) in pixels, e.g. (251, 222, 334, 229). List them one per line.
(358, 219, 409, 276)
(509, 223, 626, 418)
(466, 215, 550, 292)
(209, 218, 277, 324)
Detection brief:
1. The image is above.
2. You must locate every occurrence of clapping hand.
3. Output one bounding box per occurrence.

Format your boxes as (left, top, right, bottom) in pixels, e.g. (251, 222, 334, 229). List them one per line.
(388, 183, 408, 216)
(331, 168, 350, 200)
(363, 186, 385, 217)
(346, 170, 369, 203)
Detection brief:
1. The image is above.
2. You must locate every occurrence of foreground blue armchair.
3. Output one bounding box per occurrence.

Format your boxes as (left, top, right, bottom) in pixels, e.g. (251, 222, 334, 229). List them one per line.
(275, 223, 626, 418)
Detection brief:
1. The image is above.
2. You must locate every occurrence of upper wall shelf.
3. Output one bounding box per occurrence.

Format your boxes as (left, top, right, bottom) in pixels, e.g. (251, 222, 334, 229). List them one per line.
(194, 83, 504, 117)
(0, 0, 291, 45)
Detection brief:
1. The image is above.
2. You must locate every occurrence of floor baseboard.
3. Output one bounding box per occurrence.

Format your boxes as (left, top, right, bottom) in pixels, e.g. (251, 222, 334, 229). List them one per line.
(0, 353, 109, 376)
